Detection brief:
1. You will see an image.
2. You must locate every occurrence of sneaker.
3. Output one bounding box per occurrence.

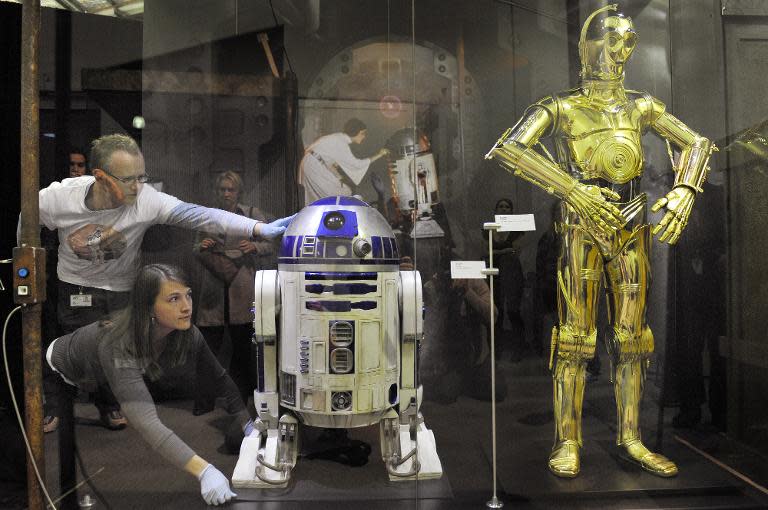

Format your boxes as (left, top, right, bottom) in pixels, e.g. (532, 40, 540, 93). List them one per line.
(100, 410, 128, 430)
(43, 415, 59, 434)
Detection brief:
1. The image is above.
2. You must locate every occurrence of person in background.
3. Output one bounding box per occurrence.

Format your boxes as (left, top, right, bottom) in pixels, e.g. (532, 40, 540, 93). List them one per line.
(298, 118, 389, 205)
(485, 198, 528, 361)
(68, 148, 88, 178)
(45, 264, 249, 506)
(194, 170, 276, 409)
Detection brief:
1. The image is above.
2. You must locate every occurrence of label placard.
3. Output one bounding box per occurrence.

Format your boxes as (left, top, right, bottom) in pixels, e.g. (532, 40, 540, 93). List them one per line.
(450, 261, 486, 279)
(495, 214, 536, 232)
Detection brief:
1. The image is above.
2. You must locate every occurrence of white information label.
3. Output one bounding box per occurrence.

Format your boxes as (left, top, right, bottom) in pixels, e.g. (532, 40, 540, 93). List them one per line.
(450, 261, 487, 279)
(495, 214, 536, 232)
(70, 294, 93, 307)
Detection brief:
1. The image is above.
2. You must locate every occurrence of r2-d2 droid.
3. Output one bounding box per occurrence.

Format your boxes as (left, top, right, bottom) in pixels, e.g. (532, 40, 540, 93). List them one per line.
(386, 128, 445, 239)
(232, 196, 442, 488)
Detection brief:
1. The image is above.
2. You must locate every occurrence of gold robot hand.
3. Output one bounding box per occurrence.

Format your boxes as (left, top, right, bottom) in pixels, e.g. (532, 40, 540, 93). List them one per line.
(651, 186, 695, 244)
(567, 183, 626, 237)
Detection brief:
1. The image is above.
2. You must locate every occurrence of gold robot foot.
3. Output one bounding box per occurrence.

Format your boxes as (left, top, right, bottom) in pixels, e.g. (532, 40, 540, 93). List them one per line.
(548, 440, 581, 478)
(620, 439, 678, 477)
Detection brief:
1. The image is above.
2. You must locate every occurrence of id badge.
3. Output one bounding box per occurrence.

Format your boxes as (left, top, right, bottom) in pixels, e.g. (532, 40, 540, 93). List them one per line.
(70, 294, 93, 307)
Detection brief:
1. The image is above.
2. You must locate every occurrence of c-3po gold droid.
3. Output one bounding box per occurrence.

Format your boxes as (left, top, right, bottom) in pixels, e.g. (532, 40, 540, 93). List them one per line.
(486, 4, 715, 478)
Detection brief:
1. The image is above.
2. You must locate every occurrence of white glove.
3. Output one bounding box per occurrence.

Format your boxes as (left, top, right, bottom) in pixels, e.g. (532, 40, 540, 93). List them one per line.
(198, 464, 236, 506)
(260, 214, 296, 239)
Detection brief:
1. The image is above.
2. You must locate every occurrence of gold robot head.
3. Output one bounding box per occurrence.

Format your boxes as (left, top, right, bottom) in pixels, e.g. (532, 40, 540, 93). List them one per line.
(579, 4, 638, 81)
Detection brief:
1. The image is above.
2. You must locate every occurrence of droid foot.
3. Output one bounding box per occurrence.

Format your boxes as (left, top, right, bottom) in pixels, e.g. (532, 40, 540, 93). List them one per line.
(619, 439, 678, 477)
(231, 416, 298, 488)
(380, 412, 443, 481)
(548, 440, 580, 478)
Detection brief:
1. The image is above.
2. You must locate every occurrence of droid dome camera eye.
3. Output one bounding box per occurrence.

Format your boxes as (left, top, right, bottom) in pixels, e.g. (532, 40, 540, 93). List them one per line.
(323, 211, 345, 230)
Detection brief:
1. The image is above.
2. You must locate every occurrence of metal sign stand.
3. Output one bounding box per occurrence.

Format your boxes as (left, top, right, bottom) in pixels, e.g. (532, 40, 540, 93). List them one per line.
(483, 221, 503, 509)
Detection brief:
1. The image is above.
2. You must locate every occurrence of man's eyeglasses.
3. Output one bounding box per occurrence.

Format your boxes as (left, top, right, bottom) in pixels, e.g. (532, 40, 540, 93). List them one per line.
(103, 169, 150, 184)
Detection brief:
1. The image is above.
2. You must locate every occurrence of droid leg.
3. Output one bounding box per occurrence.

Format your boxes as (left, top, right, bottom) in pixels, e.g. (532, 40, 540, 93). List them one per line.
(232, 415, 298, 488)
(613, 356, 677, 477)
(549, 217, 602, 478)
(379, 394, 442, 481)
(254, 414, 299, 486)
(605, 227, 677, 477)
(381, 270, 442, 481)
(549, 327, 594, 478)
(233, 270, 300, 488)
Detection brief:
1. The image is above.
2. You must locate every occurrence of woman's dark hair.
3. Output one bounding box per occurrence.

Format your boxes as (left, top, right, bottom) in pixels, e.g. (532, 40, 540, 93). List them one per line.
(343, 118, 367, 137)
(106, 264, 192, 380)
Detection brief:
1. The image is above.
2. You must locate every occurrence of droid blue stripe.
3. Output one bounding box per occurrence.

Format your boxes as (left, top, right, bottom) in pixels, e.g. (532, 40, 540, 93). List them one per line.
(310, 196, 342, 206)
(295, 235, 304, 257)
(337, 196, 369, 206)
(305, 300, 378, 312)
(383, 237, 393, 258)
(372, 236, 383, 258)
(305, 283, 378, 294)
(392, 238, 399, 258)
(305, 272, 378, 280)
(280, 258, 398, 265)
(255, 342, 265, 392)
(310, 195, 370, 207)
(280, 235, 297, 258)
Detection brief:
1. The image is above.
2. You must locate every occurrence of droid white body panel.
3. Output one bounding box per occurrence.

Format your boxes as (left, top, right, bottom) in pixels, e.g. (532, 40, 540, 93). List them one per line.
(232, 196, 442, 487)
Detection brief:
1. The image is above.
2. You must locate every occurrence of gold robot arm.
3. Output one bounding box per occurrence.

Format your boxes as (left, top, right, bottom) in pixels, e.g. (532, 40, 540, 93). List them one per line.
(642, 97, 717, 244)
(486, 103, 625, 237)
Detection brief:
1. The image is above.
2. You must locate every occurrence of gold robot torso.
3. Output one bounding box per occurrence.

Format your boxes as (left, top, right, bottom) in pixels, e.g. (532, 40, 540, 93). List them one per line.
(547, 89, 650, 185)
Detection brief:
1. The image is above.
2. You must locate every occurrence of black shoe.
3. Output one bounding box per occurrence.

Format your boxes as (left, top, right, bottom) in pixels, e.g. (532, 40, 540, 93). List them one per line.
(100, 410, 128, 430)
(43, 415, 59, 434)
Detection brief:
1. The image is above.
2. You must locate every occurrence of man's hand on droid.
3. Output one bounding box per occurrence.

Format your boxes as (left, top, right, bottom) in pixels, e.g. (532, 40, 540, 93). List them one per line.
(256, 214, 296, 239)
(567, 184, 626, 237)
(651, 186, 695, 245)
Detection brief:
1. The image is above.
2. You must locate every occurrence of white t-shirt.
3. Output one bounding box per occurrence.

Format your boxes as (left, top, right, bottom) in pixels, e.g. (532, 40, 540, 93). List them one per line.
(39, 176, 258, 291)
(300, 132, 371, 205)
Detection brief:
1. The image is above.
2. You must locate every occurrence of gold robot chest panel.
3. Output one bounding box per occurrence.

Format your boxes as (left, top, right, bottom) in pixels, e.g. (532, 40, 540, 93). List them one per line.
(557, 102, 646, 183)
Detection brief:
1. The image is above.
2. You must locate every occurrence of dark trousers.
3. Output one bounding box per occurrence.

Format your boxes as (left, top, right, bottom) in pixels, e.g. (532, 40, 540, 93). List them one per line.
(43, 281, 130, 416)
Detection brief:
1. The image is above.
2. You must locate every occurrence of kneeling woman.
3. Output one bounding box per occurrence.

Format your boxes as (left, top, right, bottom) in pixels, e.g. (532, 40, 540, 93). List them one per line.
(46, 264, 247, 506)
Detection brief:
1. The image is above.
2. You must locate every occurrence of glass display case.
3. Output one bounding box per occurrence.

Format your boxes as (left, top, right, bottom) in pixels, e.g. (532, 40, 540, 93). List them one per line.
(2, 1, 768, 509)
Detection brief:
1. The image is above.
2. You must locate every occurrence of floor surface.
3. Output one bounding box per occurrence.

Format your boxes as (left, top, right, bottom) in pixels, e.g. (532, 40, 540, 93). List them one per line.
(10, 354, 768, 509)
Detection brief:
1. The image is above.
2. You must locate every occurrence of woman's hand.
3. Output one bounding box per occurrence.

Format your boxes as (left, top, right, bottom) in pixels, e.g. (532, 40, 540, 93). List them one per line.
(198, 464, 236, 506)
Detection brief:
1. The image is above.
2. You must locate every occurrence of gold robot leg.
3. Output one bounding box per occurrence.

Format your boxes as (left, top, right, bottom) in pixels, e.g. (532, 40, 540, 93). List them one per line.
(549, 217, 602, 478)
(604, 225, 677, 477)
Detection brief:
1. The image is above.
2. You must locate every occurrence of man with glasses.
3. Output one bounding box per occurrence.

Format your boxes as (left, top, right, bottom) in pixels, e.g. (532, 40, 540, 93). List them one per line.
(36, 133, 293, 432)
